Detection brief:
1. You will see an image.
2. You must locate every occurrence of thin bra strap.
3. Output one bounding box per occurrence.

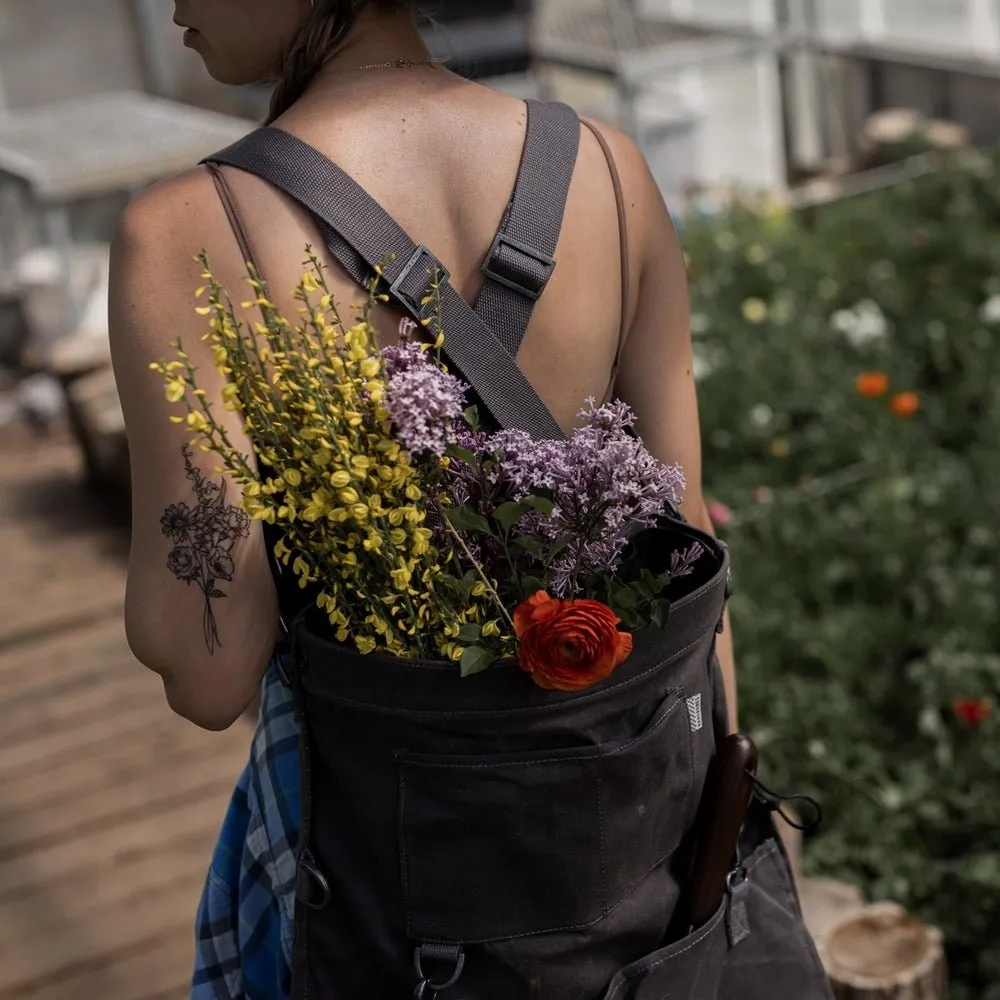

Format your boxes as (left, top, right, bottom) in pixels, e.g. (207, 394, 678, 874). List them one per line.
(205, 162, 262, 274)
(204, 162, 292, 618)
(581, 120, 631, 403)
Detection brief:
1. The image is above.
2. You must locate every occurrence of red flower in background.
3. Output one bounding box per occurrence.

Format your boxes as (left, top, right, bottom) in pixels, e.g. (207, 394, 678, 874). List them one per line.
(707, 500, 733, 528)
(856, 371, 889, 398)
(889, 392, 920, 419)
(951, 698, 992, 728)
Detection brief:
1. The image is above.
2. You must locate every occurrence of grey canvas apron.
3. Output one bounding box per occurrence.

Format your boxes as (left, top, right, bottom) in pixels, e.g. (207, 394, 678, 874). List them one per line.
(205, 100, 833, 1000)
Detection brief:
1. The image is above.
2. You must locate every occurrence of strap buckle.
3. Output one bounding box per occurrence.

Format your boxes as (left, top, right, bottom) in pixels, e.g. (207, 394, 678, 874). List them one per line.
(481, 232, 556, 301)
(388, 245, 449, 316)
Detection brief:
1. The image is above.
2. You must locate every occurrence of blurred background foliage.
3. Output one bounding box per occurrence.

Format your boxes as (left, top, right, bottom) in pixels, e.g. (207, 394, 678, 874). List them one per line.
(681, 149, 1000, 999)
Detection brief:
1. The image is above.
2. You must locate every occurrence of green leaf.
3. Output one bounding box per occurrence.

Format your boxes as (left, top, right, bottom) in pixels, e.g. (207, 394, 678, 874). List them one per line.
(445, 506, 492, 535)
(546, 535, 575, 561)
(445, 445, 477, 467)
(522, 495, 555, 517)
(493, 501, 529, 533)
(511, 535, 544, 557)
(612, 587, 638, 610)
(460, 645, 495, 678)
(457, 623, 483, 643)
(635, 568, 659, 600)
(650, 599, 672, 629)
(463, 405, 481, 431)
(520, 575, 546, 597)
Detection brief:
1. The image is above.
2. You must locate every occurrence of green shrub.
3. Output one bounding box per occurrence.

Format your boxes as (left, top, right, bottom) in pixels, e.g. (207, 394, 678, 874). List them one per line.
(682, 152, 1000, 998)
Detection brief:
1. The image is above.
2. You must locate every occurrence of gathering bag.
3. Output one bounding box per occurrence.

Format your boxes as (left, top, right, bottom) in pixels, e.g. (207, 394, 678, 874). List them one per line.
(205, 100, 833, 1000)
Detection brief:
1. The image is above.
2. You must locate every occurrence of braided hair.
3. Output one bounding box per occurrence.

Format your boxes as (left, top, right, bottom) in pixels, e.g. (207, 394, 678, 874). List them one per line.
(267, 0, 413, 123)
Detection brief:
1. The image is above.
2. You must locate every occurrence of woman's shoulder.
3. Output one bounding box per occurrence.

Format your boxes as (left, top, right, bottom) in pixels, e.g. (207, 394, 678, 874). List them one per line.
(113, 166, 226, 263)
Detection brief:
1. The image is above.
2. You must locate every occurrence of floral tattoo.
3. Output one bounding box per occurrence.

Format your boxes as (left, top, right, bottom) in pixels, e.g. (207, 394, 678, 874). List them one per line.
(160, 444, 251, 653)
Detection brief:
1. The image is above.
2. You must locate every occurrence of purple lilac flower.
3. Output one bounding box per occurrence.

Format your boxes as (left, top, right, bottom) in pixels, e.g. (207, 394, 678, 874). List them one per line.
(380, 340, 428, 380)
(668, 542, 706, 581)
(385, 351, 468, 458)
(444, 398, 687, 595)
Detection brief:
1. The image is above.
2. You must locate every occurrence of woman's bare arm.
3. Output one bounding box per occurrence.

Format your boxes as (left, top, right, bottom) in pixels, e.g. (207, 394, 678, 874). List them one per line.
(595, 127, 738, 731)
(109, 170, 278, 730)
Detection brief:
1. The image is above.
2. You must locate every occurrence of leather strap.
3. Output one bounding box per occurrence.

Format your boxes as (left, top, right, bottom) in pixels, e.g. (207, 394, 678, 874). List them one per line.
(581, 120, 632, 404)
(204, 112, 572, 441)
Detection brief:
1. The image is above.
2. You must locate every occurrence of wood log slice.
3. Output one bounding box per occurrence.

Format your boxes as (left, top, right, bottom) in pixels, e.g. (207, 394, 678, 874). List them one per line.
(821, 902, 948, 1000)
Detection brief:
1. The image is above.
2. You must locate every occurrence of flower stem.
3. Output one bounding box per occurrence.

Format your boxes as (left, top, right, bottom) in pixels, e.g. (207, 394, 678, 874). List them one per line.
(441, 516, 515, 632)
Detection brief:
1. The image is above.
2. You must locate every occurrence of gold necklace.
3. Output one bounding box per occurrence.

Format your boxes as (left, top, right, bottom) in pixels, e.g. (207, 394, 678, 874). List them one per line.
(354, 57, 442, 71)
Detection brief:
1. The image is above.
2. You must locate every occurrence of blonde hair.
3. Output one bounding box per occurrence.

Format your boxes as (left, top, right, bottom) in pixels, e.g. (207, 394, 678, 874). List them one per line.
(267, 0, 412, 123)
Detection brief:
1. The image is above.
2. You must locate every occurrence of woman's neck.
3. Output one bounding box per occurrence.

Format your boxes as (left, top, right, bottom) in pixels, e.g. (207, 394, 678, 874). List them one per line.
(310, 9, 433, 84)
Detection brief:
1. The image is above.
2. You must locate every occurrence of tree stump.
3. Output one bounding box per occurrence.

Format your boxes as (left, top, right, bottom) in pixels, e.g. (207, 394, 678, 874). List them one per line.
(820, 902, 948, 1000)
(799, 876, 865, 951)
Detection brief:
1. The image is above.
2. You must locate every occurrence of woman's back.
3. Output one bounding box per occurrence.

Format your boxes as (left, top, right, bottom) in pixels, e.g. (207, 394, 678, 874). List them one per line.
(198, 73, 634, 431)
(111, 6, 731, 729)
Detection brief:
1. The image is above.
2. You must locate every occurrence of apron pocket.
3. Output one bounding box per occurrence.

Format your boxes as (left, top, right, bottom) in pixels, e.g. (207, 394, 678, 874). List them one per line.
(396, 688, 694, 944)
(717, 806, 833, 1000)
(602, 899, 728, 1000)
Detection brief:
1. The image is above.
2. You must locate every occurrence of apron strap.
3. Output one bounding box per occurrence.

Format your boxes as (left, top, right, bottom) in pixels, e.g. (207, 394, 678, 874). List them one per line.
(203, 106, 573, 440)
(473, 100, 580, 358)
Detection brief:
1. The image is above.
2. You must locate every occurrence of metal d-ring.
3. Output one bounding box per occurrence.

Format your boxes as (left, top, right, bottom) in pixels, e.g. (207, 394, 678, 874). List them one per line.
(412, 943, 466, 998)
(297, 857, 331, 911)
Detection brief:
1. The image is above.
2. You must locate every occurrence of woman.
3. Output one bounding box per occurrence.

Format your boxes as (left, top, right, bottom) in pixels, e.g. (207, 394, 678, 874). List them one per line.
(110, 1, 743, 997)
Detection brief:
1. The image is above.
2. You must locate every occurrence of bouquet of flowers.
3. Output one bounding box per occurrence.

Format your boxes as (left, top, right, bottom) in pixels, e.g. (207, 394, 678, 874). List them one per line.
(153, 250, 702, 691)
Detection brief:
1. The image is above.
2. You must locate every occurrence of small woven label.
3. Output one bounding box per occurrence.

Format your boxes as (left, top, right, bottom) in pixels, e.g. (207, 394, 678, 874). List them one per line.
(686, 694, 704, 733)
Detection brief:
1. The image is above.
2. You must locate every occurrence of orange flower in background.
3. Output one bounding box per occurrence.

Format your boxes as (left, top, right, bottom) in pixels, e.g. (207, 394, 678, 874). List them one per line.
(889, 392, 920, 419)
(856, 371, 889, 398)
(952, 698, 992, 728)
(514, 591, 633, 692)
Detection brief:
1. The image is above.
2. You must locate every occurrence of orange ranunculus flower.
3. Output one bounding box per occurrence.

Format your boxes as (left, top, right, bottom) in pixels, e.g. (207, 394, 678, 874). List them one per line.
(889, 391, 920, 418)
(513, 591, 633, 692)
(856, 371, 889, 398)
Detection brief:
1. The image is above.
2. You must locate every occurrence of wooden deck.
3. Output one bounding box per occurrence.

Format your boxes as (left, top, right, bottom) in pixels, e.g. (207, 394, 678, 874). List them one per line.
(0, 421, 252, 1000)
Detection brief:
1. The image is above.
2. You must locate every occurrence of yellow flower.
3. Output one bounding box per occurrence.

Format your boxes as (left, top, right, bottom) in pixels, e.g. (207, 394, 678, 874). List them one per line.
(741, 298, 768, 324)
(329, 470, 351, 488)
(165, 379, 186, 403)
(355, 635, 377, 655)
(482, 620, 501, 638)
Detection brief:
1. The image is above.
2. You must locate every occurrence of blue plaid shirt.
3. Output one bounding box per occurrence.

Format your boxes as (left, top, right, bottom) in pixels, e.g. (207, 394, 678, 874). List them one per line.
(191, 657, 301, 999)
